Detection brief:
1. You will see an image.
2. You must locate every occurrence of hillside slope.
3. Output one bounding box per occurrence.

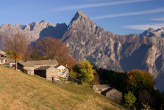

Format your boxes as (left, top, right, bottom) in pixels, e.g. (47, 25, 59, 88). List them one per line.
(0, 66, 125, 110)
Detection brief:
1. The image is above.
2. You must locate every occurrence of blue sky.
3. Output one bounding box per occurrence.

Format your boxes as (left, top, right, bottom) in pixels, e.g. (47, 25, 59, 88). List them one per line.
(0, 0, 164, 34)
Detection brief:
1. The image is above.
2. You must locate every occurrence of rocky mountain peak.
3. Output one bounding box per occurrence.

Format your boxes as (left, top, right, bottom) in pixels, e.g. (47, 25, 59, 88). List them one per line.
(67, 10, 100, 36)
(69, 10, 94, 27)
(62, 10, 104, 41)
(147, 27, 154, 32)
(77, 10, 88, 18)
(39, 20, 47, 24)
(141, 27, 164, 37)
(39, 20, 53, 26)
(71, 10, 88, 22)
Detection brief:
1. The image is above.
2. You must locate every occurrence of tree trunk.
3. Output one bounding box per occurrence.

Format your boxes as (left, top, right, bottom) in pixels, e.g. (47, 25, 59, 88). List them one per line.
(15, 57, 17, 70)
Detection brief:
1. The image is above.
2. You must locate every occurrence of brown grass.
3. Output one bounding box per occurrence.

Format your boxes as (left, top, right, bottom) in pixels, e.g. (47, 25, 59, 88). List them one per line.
(0, 66, 126, 110)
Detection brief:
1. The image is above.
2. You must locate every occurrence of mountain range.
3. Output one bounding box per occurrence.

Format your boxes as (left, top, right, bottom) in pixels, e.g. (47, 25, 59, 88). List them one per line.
(0, 20, 67, 48)
(0, 10, 164, 91)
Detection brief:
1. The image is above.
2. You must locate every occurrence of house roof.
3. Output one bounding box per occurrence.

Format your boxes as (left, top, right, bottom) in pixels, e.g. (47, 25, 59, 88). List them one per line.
(35, 66, 50, 70)
(18, 60, 58, 67)
(57, 65, 67, 70)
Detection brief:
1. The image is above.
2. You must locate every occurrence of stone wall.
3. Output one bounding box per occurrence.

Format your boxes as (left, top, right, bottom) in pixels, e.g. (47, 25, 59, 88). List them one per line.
(46, 67, 59, 81)
(24, 67, 35, 75)
(106, 89, 122, 103)
(46, 67, 69, 81)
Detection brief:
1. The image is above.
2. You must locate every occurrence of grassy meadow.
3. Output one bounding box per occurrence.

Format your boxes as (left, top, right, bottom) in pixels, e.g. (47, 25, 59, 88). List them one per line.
(0, 66, 126, 110)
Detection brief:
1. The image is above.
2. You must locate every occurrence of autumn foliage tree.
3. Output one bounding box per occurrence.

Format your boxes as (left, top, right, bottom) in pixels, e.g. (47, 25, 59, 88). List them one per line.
(125, 70, 155, 94)
(4, 32, 29, 69)
(73, 60, 95, 83)
(31, 37, 75, 68)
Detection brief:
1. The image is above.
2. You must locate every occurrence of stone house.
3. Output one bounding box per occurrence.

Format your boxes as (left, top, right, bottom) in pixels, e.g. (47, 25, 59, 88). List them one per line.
(0, 50, 8, 64)
(0, 50, 15, 66)
(105, 88, 122, 103)
(18, 60, 69, 81)
(93, 84, 122, 103)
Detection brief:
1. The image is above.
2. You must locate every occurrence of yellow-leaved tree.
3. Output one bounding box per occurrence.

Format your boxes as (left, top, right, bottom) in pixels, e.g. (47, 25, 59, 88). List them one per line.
(73, 60, 95, 83)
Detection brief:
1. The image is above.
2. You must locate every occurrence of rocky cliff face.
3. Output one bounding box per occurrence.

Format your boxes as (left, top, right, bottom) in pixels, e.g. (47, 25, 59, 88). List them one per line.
(63, 11, 164, 91)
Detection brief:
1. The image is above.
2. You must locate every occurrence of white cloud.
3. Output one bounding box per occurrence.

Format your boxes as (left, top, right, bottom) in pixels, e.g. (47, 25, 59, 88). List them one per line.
(55, 0, 151, 11)
(92, 8, 164, 20)
(124, 24, 164, 30)
(152, 17, 164, 21)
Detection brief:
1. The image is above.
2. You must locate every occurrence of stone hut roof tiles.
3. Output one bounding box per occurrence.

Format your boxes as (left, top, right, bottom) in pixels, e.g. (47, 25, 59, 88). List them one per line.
(19, 60, 58, 67)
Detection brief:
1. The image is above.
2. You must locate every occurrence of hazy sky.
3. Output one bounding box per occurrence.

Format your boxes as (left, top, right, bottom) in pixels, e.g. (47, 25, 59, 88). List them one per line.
(0, 0, 164, 34)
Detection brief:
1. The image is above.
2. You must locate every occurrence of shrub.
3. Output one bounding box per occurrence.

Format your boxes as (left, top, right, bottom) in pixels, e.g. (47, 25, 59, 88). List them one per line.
(125, 70, 155, 94)
(141, 104, 152, 110)
(73, 60, 95, 83)
(124, 91, 136, 108)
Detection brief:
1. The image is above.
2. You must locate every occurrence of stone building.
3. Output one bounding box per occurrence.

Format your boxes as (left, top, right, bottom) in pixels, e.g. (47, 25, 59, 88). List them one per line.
(0, 50, 8, 64)
(18, 60, 69, 81)
(93, 84, 122, 103)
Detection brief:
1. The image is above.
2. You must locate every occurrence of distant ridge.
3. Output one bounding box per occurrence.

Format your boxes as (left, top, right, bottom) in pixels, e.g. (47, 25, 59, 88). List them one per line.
(0, 20, 67, 42)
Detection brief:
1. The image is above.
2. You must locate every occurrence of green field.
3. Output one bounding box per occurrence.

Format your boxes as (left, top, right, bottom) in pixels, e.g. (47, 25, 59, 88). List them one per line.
(0, 66, 126, 110)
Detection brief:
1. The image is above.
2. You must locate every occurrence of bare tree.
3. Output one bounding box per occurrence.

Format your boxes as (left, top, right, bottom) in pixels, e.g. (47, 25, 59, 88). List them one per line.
(4, 32, 29, 69)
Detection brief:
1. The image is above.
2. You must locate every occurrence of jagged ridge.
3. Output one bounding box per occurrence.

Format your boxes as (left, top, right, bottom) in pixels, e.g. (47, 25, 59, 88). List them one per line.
(0, 20, 67, 43)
